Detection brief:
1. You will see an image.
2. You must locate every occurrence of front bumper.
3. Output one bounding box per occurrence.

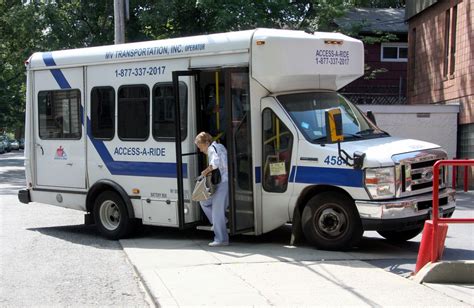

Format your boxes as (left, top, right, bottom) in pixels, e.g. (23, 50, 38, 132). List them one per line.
(356, 188, 455, 231)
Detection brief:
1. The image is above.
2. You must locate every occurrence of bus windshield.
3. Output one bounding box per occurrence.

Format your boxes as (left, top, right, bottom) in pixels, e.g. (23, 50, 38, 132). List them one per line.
(277, 92, 387, 143)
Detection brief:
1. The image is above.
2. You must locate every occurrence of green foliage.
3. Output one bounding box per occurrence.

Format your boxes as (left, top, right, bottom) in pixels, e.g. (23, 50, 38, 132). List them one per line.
(0, 1, 44, 133)
(346, 0, 405, 8)
(130, 0, 349, 40)
(0, 0, 404, 133)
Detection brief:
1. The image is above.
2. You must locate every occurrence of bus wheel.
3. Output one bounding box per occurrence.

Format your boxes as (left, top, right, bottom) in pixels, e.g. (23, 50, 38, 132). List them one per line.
(93, 191, 133, 240)
(301, 192, 362, 251)
(377, 227, 423, 242)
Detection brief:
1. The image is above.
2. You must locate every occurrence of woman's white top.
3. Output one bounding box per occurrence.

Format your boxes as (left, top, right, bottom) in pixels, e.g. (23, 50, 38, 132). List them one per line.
(208, 141, 228, 183)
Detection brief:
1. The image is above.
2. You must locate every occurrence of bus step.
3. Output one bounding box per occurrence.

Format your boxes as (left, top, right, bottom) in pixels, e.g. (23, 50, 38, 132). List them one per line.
(196, 225, 230, 232)
(196, 225, 212, 231)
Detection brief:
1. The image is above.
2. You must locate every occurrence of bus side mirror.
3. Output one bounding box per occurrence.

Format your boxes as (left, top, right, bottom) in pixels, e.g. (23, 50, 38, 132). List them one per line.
(325, 108, 344, 143)
(366, 110, 377, 125)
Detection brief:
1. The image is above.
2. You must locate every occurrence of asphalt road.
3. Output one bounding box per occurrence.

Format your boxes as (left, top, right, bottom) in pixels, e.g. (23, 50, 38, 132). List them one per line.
(0, 151, 150, 307)
(1, 151, 473, 305)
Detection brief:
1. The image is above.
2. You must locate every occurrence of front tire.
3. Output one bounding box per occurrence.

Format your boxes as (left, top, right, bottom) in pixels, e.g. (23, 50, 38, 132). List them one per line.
(93, 191, 134, 240)
(301, 192, 363, 251)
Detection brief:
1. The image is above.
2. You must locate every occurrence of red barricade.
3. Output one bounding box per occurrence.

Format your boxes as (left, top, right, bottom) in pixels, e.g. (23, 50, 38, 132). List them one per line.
(415, 159, 474, 274)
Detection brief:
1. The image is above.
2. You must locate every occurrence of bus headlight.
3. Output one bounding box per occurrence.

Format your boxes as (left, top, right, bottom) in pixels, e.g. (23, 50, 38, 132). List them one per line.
(365, 167, 396, 199)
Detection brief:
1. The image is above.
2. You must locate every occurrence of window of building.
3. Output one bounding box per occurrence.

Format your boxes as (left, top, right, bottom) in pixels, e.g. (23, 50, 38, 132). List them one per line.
(152, 82, 187, 141)
(381, 43, 408, 62)
(410, 27, 416, 91)
(118, 85, 149, 140)
(444, 9, 451, 76)
(449, 5, 457, 76)
(91, 87, 115, 140)
(262, 108, 293, 193)
(38, 89, 81, 139)
(444, 5, 458, 77)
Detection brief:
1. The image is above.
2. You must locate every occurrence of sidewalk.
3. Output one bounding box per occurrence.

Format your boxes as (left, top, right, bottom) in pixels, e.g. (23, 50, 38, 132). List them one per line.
(121, 227, 472, 307)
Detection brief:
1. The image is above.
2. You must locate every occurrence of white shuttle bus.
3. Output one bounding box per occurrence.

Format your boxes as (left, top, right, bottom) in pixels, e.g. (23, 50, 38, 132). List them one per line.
(19, 29, 455, 250)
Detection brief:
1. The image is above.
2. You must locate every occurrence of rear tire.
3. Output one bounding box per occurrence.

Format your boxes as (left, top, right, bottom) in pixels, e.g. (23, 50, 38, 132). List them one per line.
(301, 192, 363, 251)
(93, 191, 134, 240)
(378, 226, 423, 242)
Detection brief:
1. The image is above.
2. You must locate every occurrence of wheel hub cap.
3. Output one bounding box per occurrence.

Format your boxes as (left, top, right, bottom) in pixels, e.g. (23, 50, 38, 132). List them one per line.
(99, 200, 121, 231)
(318, 208, 346, 237)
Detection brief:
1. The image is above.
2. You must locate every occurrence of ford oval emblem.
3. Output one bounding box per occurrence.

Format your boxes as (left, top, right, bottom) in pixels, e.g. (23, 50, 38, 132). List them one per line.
(422, 170, 434, 182)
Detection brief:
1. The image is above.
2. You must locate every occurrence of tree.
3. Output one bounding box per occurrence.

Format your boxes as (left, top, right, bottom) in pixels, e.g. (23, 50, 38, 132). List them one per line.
(347, 0, 405, 8)
(130, 0, 349, 40)
(1, 0, 377, 134)
(0, 1, 116, 134)
(0, 1, 46, 134)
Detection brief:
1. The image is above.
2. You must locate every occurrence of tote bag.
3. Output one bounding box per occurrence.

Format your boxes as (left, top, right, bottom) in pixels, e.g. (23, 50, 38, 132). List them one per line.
(191, 175, 212, 202)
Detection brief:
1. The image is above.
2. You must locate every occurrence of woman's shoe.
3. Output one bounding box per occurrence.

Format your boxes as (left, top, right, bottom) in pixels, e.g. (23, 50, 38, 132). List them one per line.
(208, 241, 229, 247)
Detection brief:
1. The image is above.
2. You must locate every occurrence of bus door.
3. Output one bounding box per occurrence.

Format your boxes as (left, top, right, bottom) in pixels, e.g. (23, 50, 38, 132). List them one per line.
(172, 71, 202, 228)
(181, 68, 255, 234)
(225, 69, 254, 234)
(33, 67, 86, 189)
(260, 97, 298, 230)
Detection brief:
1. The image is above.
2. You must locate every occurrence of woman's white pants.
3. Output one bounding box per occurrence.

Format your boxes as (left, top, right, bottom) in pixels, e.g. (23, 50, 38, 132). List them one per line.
(199, 182, 229, 243)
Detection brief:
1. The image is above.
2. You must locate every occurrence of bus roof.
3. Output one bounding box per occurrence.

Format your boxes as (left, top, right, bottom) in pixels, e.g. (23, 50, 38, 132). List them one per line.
(27, 29, 255, 69)
(27, 28, 364, 91)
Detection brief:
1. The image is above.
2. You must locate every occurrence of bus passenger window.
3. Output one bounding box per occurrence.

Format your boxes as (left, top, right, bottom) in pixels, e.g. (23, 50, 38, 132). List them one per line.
(262, 109, 293, 193)
(118, 85, 149, 140)
(152, 82, 187, 141)
(91, 87, 115, 140)
(38, 90, 81, 140)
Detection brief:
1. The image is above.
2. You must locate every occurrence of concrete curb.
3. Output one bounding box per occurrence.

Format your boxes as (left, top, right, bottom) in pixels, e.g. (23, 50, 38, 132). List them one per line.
(411, 261, 474, 284)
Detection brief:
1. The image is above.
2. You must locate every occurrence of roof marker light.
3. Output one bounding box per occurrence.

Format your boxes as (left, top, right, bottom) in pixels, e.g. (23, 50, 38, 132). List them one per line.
(324, 40, 343, 45)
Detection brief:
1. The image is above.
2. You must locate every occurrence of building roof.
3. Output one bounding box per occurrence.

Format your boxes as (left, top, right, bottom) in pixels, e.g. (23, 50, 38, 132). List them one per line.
(405, 0, 438, 21)
(335, 8, 407, 34)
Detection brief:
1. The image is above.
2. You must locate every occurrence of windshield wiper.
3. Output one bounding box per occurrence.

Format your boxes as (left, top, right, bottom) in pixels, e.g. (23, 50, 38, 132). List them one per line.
(356, 128, 390, 136)
(312, 136, 328, 143)
(312, 133, 361, 144)
(355, 128, 375, 135)
(344, 133, 363, 139)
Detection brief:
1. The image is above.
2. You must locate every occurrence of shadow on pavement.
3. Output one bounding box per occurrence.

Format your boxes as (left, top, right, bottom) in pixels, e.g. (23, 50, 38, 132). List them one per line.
(26, 224, 123, 250)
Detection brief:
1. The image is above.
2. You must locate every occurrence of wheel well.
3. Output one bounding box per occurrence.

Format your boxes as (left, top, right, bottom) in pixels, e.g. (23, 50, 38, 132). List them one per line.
(86, 180, 135, 219)
(294, 185, 355, 219)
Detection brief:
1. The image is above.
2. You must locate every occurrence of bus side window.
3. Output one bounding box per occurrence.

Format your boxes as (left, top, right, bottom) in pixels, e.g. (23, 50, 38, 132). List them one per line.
(91, 87, 115, 140)
(118, 85, 149, 141)
(38, 90, 81, 140)
(262, 108, 293, 193)
(153, 82, 187, 141)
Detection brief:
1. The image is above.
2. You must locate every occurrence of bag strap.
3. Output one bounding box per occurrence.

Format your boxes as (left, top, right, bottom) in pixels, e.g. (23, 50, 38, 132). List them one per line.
(211, 144, 219, 170)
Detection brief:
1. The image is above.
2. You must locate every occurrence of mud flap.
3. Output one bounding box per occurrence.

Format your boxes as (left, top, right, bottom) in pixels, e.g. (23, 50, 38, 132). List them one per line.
(290, 205, 304, 245)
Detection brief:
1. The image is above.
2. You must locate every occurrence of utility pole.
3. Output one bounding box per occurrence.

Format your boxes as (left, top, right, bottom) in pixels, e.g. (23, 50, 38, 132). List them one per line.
(114, 0, 125, 44)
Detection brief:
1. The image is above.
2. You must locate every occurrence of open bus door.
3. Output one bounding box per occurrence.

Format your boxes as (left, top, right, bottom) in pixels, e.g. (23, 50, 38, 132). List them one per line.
(224, 69, 255, 235)
(172, 70, 201, 229)
(173, 68, 255, 234)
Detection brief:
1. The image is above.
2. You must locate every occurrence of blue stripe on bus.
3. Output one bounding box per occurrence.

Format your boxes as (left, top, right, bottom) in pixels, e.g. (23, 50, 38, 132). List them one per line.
(255, 167, 261, 183)
(43, 53, 71, 89)
(42, 53, 186, 179)
(255, 165, 363, 187)
(289, 166, 296, 182)
(85, 115, 187, 178)
(42, 52, 57, 66)
(294, 166, 363, 187)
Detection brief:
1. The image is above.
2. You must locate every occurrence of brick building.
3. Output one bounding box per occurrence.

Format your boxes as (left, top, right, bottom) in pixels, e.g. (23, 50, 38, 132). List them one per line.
(405, 0, 473, 159)
(335, 8, 408, 105)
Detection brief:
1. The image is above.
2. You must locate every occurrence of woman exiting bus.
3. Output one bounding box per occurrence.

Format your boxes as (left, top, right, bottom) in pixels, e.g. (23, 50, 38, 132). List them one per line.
(194, 132, 229, 246)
